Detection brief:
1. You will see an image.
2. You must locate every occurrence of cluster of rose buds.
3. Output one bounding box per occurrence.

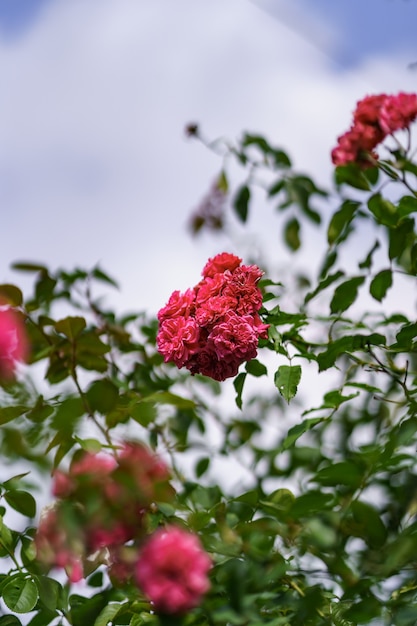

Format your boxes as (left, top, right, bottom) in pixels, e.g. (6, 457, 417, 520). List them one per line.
(331, 92, 417, 168)
(157, 252, 269, 381)
(0, 306, 28, 381)
(35, 443, 211, 614)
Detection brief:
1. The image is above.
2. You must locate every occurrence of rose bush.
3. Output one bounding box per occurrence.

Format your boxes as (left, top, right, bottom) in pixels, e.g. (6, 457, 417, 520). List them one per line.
(1, 92, 417, 624)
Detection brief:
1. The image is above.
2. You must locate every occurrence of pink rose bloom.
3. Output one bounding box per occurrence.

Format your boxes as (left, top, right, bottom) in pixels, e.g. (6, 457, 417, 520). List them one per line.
(186, 346, 240, 381)
(157, 316, 200, 367)
(195, 295, 238, 327)
(202, 252, 242, 278)
(209, 311, 259, 361)
(195, 272, 229, 304)
(136, 526, 211, 615)
(0, 307, 28, 381)
(117, 441, 173, 506)
(157, 289, 195, 322)
(35, 505, 85, 583)
(331, 123, 383, 168)
(353, 93, 387, 125)
(379, 92, 417, 134)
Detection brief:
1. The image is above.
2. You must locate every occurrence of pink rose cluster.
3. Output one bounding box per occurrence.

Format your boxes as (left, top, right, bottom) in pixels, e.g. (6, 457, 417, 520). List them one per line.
(157, 252, 269, 381)
(35, 443, 211, 614)
(0, 305, 28, 381)
(331, 92, 417, 168)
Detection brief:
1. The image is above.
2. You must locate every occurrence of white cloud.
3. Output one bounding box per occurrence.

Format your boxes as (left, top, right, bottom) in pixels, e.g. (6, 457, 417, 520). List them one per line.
(1, 0, 416, 314)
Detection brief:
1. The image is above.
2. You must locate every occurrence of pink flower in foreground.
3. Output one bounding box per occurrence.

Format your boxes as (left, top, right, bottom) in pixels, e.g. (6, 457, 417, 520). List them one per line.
(136, 526, 211, 615)
(0, 307, 28, 381)
(157, 289, 195, 322)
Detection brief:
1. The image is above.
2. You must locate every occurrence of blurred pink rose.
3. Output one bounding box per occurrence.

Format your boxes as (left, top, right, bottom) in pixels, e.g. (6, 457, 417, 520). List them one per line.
(136, 526, 211, 615)
(0, 306, 28, 380)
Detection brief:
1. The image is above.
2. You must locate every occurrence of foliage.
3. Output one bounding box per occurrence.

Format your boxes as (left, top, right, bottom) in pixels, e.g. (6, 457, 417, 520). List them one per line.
(1, 99, 417, 625)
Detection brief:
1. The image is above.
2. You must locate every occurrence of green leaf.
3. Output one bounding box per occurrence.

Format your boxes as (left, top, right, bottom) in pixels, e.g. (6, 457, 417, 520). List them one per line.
(358, 239, 380, 269)
(330, 276, 365, 314)
(290, 491, 334, 518)
(3, 576, 39, 613)
(91, 266, 119, 288)
(274, 365, 301, 402)
(304, 270, 344, 304)
(389, 217, 415, 260)
(234, 372, 246, 409)
(195, 457, 210, 478)
(0, 618, 22, 626)
(284, 217, 301, 251)
(370, 269, 393, 302)
(94, 603, 122, 626)
(317, 333, 386, 371)
(279, 417, 326, 451)
(350, 500, 387, 548)
(368, 193, 398, 226)
(314, 462, 363, 488)
(397, 195, 417, 218)
(11, 262, 48, 273)
(233, 185, 250, 223)
(0, 406, 27, 425)
(245, 359, 267, 377)
(54, 316, 86, 341)
(5, 491, 36, 518)
(0, 284, 23, 307)
(335, 163, 371, 190)
(86, 379, 119, 414)
(35, 576, 62, 612)
(327, 200, 359, 245)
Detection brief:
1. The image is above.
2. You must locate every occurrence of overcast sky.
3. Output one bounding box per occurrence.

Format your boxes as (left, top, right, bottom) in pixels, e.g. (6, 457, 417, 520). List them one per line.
(1, 0, 417, 315)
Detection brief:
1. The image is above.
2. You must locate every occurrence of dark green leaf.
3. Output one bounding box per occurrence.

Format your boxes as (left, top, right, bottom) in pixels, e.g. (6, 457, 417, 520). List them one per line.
(327, 200, 359, 245)
(304, 271, 344, 304)
(370, 269, 393, 302)
(86, 379, 119, 414)
(245, 359, 267, 377)
(284, 217, 301, 251)
(358, 239, 380, 269)
(279, 417, 326, 451)
(330, 276, 365, 314)
(234, 372, 246, 409)
(350, 500, 387, 548)
(398, 195, 417, 218)
(314, 462, 363, 488)
(233, 185, 250, 223)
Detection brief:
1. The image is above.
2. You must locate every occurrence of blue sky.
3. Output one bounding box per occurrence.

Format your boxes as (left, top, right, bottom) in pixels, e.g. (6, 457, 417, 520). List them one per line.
(1, 0, 417, 315)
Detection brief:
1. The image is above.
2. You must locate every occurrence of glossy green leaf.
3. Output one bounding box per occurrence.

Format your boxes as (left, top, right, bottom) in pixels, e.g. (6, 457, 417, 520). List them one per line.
(86, 379, 119, 414)
(4, 491, 36, 518)
(279, 417, 326, 451)
(3, 576, 38, 613)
